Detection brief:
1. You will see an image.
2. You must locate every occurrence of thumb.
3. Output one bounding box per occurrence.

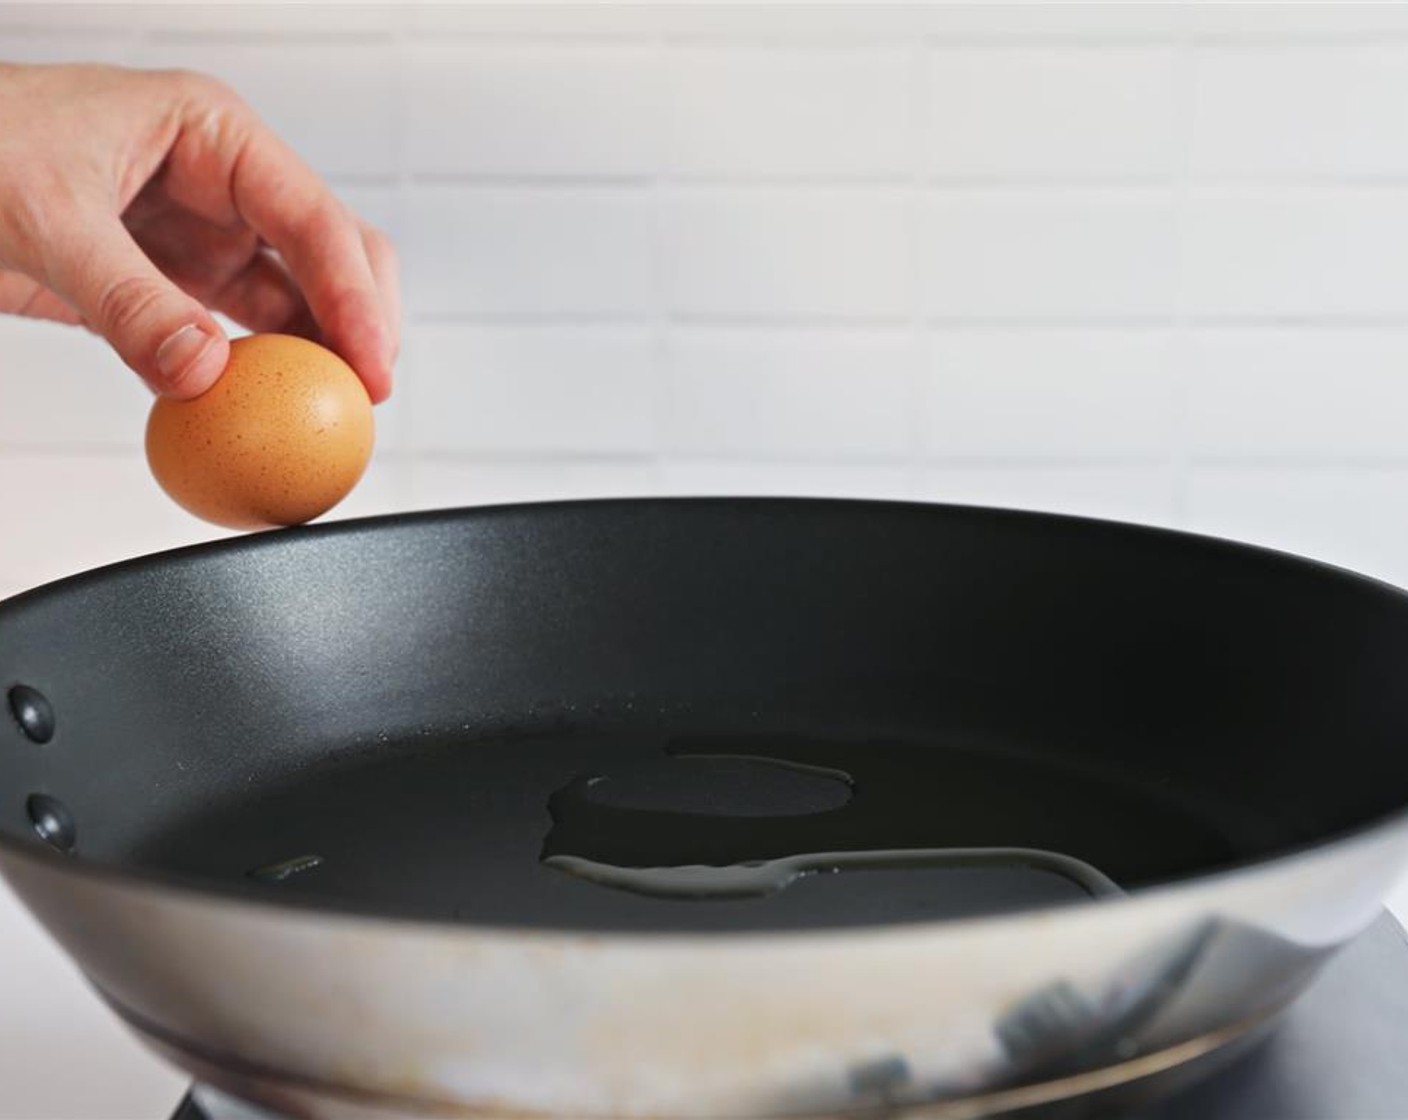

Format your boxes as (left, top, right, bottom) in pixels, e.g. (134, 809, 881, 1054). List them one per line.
(43, 216, 228, 398)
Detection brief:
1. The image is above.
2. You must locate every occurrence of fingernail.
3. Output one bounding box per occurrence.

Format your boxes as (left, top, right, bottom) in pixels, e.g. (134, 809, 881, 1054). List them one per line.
(156, 324, 216, 388)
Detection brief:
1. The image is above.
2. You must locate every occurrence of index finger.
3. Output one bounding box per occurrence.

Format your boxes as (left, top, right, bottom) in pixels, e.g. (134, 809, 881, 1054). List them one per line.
(226, 121, 394, 403)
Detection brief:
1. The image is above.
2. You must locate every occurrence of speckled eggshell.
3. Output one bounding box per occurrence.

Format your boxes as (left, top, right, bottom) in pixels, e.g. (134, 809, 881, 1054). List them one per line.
(145, 334, 375, 531)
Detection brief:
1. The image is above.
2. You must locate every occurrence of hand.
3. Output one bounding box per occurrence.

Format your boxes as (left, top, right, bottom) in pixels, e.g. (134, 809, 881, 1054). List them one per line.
(0, 63, 398, 402)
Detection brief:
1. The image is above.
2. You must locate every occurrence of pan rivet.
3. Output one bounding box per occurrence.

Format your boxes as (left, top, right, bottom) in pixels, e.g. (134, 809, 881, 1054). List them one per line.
(8, 685, 54, 744)
(26, 794, 75, 854)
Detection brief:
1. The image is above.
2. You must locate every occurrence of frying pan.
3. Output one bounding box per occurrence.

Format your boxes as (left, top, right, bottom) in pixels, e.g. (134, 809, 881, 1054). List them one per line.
(3, 497, 1408, 1119)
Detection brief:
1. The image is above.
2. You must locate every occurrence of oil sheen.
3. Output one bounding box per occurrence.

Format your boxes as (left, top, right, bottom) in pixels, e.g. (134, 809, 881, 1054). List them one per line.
(127, 725, 1253, 933)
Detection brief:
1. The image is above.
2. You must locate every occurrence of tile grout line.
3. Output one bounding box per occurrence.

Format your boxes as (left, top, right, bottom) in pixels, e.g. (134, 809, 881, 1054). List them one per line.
(904, 36, 930, 500)
(1168, 23, 1197, 530)
(388, 9, 417, 512)
(116, 25, 1408, 49)
(648, 31, 673, 495)
(405, 314, 1408, 330)
(17, 444, 1408, 470)
(400, 174, 1408, 191)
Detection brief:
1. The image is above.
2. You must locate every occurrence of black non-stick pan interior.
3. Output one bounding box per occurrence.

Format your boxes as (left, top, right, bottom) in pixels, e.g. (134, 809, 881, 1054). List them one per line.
(3, 499, 1408, 932)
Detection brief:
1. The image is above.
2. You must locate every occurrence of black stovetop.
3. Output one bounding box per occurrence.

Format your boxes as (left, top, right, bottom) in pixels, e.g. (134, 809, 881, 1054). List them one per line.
(172, 913, 1408, 1120)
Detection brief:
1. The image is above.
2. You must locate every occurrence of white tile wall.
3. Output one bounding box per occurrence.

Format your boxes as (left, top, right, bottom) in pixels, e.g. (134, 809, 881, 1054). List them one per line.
(0, 29, 135, 63)
(665, 327, 914, 456)
(925, 328, 1175, 457)
(406, 43, 661, 177)
(7, 3, 1408, 1115)
(1186, 328, 1408, 457)
(921, 190, 1179, 318)
(1191, 44, 1408, 178)
(661, 458, 912, 499)
(0, 318, 151, 452)
(665, 188, 911, 318)
(409, 456, 657, 509)
(119, 4, 401, 34)
(927, 46, 1180, 180)
(412, 324, 657, 453)
(666, 45, 912, 179)
(1184, 188, 1408, 317)
(404, 186, 656, 315)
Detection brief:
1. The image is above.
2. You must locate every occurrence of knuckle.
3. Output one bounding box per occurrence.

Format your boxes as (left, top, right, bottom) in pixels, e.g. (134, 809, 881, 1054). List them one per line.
(96, 273, 167, 338)
(160, 68, 254, 137)
(162, 67, 232, 103)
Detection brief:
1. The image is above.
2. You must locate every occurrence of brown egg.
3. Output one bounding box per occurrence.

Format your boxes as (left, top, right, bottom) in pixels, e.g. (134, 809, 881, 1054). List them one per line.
(146, 334, 375, 530)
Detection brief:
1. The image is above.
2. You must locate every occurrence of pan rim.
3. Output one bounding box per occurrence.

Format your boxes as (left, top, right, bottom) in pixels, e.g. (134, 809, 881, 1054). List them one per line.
(6, 493, 1408, 617)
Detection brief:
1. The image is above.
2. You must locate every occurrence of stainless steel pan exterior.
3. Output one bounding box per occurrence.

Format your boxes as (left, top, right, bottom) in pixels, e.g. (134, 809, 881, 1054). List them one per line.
(4, 815, 1407, 1118)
